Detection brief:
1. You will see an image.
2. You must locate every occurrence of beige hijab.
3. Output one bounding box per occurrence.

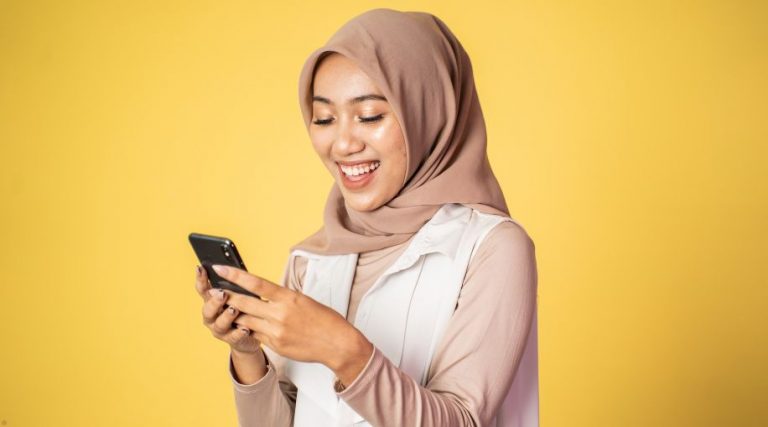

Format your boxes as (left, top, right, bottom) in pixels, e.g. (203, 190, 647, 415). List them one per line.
(291, 9, 509, 255)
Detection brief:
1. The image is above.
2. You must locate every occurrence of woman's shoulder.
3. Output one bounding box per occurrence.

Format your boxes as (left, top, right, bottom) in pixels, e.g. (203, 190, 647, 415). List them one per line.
(472, 218, 536, 265)
(461, 219, 538, 304)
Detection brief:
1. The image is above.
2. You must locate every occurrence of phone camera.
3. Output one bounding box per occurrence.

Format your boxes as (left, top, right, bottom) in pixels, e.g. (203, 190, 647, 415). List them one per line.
(220, 244, 232, 260)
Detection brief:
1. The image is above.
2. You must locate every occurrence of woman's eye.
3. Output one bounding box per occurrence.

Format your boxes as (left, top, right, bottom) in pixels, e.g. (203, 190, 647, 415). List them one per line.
(312, 117, 334, 126)
(359, 114, 384, 123)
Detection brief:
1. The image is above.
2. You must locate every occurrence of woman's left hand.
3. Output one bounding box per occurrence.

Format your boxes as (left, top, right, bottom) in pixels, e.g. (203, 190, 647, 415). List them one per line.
(211, 264, 373, 384)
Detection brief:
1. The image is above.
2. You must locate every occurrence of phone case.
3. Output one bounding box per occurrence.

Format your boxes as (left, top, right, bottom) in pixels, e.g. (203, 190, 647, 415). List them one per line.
(188, 232, 259, 298)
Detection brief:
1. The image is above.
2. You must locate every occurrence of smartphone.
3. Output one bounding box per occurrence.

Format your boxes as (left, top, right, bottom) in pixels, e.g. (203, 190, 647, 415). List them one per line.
(188, 232, 259, 298)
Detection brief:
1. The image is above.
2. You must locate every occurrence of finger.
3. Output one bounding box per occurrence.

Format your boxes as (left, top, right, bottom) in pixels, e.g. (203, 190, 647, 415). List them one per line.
(211, 305, 240, 335)
(219, 325, 252, 345)
(211, 265, 284, 300)
(250, 330, 270, 348)
(202, 288, 228, 324)
(195, 265, 212, 299)
(235, 313, 273, 339)
(224, 291, 273, 320)
(233, 315, 271, 346)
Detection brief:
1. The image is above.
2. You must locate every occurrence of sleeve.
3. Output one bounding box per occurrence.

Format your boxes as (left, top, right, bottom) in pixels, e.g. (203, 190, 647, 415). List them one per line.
(335, 221, 538, 426)
(229, 255, 309, 427)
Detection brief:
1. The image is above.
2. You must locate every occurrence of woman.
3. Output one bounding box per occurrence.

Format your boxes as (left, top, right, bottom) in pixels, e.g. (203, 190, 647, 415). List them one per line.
(195, 9, 538, 427)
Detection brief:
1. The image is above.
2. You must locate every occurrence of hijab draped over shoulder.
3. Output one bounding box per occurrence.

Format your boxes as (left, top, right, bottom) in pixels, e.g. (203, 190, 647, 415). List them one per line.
(291, 8, 509, 255)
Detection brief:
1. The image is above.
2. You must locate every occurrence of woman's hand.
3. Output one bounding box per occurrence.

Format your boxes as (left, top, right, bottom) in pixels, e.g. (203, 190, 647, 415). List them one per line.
(195, 265, 262, 355)
(211, 264, 374, 386)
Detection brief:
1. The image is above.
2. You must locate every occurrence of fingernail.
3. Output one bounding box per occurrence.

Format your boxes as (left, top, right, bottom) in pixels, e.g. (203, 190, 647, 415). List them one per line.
(217, 289, 226, 300)
(240, 327, 250, 335)
(208, 288, 217, 297)
(212, 265, 228, 276)
(196, 265, 202, 276)
(228, 306, 237, 315)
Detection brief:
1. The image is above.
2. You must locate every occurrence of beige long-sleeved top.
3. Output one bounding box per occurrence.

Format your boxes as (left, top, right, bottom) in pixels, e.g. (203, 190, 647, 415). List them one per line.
(228, 220, 537, 427)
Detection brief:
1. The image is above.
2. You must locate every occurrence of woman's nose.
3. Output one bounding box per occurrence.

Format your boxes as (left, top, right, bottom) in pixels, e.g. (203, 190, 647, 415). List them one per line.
(332, 122, 365, 155)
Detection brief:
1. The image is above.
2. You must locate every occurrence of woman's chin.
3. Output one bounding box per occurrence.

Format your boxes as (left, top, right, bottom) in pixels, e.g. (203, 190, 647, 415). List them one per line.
(343, 194, 384, 213)
(346, 202, 380, 213)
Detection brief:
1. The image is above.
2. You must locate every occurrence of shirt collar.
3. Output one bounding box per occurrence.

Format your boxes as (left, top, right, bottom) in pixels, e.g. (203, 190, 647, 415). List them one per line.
(382, 204, 472, 275)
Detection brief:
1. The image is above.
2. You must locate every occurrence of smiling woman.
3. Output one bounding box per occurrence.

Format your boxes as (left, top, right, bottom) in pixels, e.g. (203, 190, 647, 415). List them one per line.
(309, 53, 407, 212)
(195, 8, 538, 427)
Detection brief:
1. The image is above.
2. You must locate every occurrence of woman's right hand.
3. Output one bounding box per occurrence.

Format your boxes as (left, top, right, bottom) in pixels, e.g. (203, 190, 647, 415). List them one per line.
(196, 265, 262, 355)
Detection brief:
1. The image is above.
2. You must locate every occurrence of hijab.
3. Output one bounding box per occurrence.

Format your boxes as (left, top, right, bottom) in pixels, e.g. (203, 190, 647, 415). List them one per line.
(291, 8, 509, 255)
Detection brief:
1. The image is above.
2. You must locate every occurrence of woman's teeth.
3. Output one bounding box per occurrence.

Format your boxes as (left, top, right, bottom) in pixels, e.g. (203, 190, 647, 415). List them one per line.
(340, 161, 380, 177)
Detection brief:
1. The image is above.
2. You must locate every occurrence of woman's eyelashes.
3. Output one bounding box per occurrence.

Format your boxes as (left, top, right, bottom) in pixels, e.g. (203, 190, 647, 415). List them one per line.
(358, 113, 384, 123)
(313, 117, 334, 125)
(312, 113, 385, 126)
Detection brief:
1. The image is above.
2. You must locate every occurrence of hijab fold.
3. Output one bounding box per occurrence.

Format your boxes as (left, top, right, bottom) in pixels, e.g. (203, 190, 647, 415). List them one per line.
(291, 9, 509, 255)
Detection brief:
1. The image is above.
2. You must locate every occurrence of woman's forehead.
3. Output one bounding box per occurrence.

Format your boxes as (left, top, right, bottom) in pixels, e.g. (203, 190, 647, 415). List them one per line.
(312, 53, 386, 101)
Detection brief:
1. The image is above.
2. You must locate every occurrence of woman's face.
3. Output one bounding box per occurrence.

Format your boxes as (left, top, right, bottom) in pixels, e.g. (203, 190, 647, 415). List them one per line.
(309, 53, 407, 213)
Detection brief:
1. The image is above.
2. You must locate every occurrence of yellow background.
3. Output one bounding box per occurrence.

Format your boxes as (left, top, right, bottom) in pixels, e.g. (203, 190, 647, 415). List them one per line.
(1, 1, 766, 426)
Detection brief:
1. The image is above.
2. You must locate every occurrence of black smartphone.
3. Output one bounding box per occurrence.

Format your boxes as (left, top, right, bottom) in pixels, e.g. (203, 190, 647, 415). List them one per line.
(188, 232, 259, 298)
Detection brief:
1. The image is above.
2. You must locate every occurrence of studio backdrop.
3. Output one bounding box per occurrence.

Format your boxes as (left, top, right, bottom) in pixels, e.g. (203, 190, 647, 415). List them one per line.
(1, 1, 766, 426)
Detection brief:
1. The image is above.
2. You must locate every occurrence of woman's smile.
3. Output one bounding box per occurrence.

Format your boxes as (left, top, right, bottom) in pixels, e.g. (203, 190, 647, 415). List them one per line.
(337, 160, 381, 189)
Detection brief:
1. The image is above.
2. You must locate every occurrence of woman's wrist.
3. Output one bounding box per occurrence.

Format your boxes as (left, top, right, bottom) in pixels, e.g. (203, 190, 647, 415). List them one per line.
(231, 346, 265, 360)
(328, 329, 374, 388)
(231, 347, 268, 385)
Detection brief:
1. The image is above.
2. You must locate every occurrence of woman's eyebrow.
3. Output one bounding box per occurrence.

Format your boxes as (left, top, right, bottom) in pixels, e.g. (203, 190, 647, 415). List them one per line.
(351, 94, 387, 103)
(312, 94, 387, 104)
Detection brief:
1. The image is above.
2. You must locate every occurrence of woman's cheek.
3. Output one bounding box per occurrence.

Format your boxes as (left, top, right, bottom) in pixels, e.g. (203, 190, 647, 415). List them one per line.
(309, 132, 331, 157)
(307, 145, 332, 180)
(369, 121, 389, 142)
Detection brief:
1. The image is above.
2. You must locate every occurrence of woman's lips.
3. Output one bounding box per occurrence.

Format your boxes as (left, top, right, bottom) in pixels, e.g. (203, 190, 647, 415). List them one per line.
(337, 162, 379, 190)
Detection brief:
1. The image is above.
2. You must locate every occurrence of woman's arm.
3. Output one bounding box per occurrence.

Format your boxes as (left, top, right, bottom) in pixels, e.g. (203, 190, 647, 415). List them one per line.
(230, 348, 267, 384)
(336, 221, 538, 426)
(229, 346, 297, 427)
(229, 256, 304, 427)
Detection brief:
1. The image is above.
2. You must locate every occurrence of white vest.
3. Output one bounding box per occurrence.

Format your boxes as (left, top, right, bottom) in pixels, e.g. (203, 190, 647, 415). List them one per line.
(280, 204, 539, 426)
